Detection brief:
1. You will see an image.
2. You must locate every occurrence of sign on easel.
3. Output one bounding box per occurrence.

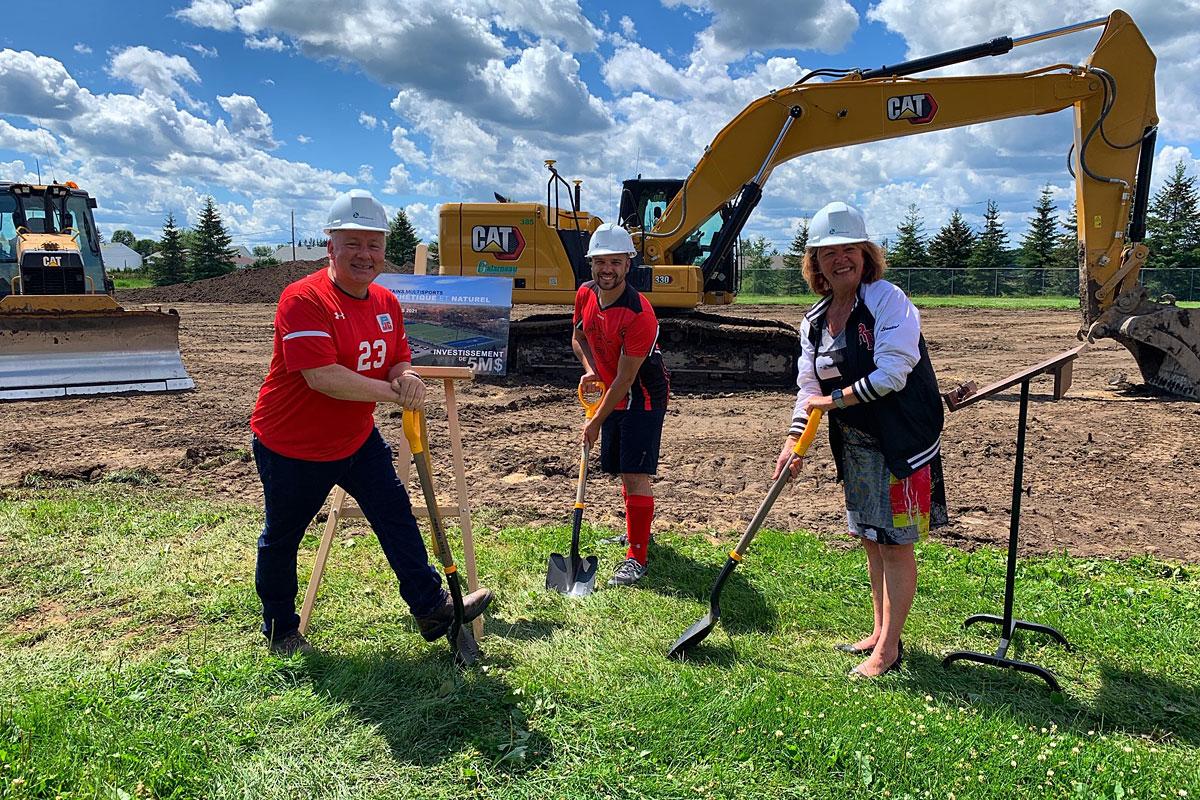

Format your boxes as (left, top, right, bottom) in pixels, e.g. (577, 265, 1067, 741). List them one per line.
(376, 274, 513, 377)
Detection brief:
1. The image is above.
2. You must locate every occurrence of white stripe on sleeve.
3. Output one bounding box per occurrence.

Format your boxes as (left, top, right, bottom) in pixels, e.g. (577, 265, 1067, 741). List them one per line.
(282, 330, 333, 341)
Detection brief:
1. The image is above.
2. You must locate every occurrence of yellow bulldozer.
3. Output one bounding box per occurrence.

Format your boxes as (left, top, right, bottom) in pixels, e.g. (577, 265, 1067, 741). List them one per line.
(440, 10, 1199, 398)
(0, 181, 194, 400)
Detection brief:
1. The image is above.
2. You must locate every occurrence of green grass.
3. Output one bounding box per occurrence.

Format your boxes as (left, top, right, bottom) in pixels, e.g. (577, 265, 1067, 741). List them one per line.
(111, 275, 153, 289)
(736, 294, 1200, 310)
(1, 486, 1198, 799)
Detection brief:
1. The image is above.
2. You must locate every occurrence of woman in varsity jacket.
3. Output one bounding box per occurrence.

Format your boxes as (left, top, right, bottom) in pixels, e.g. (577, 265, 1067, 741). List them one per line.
(773, 201, 945, 679)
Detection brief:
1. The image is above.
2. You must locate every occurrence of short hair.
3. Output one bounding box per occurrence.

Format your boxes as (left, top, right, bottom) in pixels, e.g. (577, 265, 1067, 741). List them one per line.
(801, 241, 888, 295)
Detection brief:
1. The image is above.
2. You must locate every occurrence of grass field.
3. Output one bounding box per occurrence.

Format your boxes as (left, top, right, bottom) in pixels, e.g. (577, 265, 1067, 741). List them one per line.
(736, 294, 1200, 310)
(1, 485, 1197, 799)
(111, 275, 154, 290)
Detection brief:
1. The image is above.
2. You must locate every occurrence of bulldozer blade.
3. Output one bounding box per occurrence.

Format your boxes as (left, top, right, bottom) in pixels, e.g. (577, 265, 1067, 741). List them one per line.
(0, 308, 194, 400)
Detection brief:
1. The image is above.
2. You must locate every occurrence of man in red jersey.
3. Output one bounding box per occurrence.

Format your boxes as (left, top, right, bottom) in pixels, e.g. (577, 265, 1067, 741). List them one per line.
(250, 189, 492, 655)
(572, 223, 670, 586)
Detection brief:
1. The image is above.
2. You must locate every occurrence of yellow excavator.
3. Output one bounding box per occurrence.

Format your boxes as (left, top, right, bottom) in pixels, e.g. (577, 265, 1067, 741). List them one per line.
(0, 181, 194, 400)
(441, 9, 1197, 398)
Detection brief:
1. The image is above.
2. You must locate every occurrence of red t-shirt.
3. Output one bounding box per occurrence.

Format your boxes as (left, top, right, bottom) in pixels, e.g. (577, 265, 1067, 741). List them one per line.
(250, 269, 412, 460)
(573, 280, 669, 411)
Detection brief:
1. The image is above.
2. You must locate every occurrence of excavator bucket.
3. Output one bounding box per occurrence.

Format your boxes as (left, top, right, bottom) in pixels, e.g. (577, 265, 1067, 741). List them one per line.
(0, 296, 194, 400)
(1088, 288, 1200, 400)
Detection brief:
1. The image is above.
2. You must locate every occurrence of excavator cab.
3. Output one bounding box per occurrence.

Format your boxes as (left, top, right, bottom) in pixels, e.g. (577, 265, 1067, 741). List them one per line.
(0, 182, 194, 400)
(619, 178, 737, 295)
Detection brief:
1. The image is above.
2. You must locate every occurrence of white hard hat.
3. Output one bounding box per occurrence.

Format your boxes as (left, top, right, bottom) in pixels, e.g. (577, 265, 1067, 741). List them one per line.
(324, 189, 389, 234)
(808, 201, 869, 248)
(586, 222, 637, 258)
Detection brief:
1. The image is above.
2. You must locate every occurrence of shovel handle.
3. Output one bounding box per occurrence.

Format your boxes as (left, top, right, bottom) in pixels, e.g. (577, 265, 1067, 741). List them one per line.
(790, 408, 823, 458)
(402, 408, 426, 456)
(578, 381, 605, 419)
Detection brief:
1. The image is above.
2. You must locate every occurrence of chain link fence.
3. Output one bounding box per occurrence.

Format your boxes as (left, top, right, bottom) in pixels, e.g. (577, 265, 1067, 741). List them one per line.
(739, 267, 1200, 300)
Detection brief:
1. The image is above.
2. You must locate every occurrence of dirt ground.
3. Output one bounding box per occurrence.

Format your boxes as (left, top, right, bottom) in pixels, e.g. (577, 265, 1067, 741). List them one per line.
(5, 299, 1199, 563)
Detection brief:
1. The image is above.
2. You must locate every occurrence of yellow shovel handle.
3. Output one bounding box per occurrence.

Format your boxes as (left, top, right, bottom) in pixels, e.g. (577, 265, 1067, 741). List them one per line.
(577, 381, 606, 420)
(402, 408, 426, 456)
(791, 408, 823, 456)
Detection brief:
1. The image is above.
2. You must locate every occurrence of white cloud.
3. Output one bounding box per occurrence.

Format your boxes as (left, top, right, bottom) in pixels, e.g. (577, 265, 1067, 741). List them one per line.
(359, 113, 378, 129)
(185, 43, 219, 58)
(358, 164, 374, 183)
(0, 50, 87, 120)
(175, 0, 238, 31)
(619, 15, 637, 39)
(217, 94, 278, 148)
(107, 46, 204, 110)
(389, 127, 429, 168)
(296, 134, 311, 144)
(0, 119, 61, 158)
(662, 0, 859, 59)
(245, 35, 286, 52)
(73, 43, 92, 55)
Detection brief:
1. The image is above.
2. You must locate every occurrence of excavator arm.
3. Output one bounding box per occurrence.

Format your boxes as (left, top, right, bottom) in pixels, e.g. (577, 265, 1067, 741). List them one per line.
(640, 11, 1198, 398)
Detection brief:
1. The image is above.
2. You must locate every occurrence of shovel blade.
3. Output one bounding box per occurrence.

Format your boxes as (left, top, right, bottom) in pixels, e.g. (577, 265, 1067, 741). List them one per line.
(451, 623, 481, 668)
(545, 552, 572, 594)
(667, 612, 717, 660)
(568, 555, 599, 597)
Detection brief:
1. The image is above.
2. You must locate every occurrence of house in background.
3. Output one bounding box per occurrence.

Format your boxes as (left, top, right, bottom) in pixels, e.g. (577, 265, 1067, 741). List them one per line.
(232, 245, 255, 268)
(273, 244, 328, 263)
(100, 242, 142, 270)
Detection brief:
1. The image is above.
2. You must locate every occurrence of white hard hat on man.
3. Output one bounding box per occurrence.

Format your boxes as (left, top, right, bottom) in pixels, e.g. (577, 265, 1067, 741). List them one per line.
(586, 222, 638, 258)
(808, 201, 870, 248)
(324, 189, 390, 234)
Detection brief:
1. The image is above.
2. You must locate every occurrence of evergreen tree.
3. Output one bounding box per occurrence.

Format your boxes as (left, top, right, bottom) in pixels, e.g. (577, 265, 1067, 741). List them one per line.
(386, 208, 420, 268)
(187, 197, 235, 280)
(1145, 161, 1200, 299)
(1052, 203, 1080, 296)
(780, 219, 809, 294)
(888, 204, 929, 294)
(1018, 186, 1060, 295)
(927, 209, 976, 295)
(153, 212, 187, 287)
(426, 238, 440, 274)
(966, 200, 1009, 295)
(738, 236, 778, 295)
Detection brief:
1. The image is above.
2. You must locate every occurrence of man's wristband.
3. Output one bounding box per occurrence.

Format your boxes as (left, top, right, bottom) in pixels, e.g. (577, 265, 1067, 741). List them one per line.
(832, 388, 847, 409)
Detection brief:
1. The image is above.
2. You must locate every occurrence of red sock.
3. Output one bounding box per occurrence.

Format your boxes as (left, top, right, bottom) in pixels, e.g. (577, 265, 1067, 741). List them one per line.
(625, 494, 654, 565)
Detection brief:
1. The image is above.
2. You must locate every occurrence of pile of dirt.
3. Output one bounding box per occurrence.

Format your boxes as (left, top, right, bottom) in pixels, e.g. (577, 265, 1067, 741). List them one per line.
(118, 259, 407, 305)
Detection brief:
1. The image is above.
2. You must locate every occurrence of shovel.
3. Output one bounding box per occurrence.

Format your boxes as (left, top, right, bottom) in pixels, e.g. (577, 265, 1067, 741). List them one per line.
(667, 409, 823, 660)
(402, 408, 480, 668)
(545, 382, 605, 597)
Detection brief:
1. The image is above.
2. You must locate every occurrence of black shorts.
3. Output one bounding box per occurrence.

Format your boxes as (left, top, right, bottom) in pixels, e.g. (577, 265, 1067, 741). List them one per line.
(600, 409, 666, 475)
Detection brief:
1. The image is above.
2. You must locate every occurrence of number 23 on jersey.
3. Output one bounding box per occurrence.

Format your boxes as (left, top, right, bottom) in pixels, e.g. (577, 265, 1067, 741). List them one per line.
(356, 339, 386, 372)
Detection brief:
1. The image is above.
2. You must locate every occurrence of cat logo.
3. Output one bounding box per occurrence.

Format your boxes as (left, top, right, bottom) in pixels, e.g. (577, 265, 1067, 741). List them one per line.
(471, 225, 526, 261)
(42, 255, 62, 267)
(886, 93, 938, 125)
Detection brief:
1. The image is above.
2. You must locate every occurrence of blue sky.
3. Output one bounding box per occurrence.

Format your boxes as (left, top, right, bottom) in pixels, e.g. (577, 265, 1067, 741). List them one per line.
(1, 0, 1197, 252)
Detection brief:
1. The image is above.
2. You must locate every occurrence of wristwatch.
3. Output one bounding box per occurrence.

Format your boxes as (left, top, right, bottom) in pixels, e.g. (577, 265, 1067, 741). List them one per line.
(832, 388, 847, 409)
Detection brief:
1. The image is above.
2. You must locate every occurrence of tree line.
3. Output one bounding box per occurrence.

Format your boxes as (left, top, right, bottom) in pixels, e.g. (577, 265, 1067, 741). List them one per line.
(740, 161, 1200, 298)
(111, 200, 437, 287)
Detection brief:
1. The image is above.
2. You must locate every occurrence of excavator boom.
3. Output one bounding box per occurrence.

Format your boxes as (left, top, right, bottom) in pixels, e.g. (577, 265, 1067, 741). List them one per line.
(442, 11, 1199, 398)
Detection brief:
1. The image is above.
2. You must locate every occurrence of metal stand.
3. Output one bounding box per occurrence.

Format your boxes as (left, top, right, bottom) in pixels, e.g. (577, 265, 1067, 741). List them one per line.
(940, 345, 1085, 692)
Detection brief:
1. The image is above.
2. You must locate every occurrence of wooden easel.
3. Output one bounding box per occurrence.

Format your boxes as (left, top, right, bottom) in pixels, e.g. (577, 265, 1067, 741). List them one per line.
(298, 364, 483, 639)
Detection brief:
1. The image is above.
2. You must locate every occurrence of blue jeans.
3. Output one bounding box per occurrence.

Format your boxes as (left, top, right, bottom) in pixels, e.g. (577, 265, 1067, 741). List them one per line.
(253, 429, 445, 640)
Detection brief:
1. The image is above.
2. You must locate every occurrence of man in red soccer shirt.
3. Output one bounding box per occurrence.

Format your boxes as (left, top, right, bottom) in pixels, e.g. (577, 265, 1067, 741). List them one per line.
(250, 189, 492, 655)
(572, 223, 670, 586)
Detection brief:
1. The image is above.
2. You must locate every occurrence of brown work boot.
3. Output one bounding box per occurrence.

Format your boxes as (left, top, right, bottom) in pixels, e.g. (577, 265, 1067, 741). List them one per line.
(268, 630, 314, 656)
(414, 588, 493, 642)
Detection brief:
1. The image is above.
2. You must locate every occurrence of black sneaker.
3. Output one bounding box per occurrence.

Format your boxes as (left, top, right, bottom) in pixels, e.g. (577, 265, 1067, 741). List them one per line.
(268, 631, 314, 656)
(607, 557, 647, 586)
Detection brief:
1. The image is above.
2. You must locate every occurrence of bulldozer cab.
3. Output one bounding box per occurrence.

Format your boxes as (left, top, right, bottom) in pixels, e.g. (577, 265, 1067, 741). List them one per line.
(0, 183, 106, 298)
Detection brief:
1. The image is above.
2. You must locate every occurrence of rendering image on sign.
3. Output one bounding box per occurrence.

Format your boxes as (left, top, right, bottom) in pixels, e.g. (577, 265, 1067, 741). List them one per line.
(376, 274, 513, 376)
